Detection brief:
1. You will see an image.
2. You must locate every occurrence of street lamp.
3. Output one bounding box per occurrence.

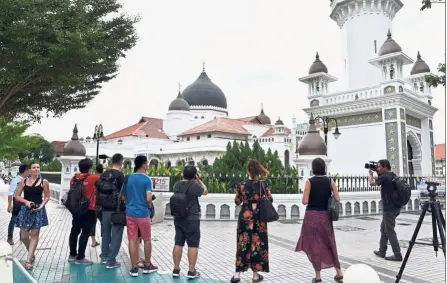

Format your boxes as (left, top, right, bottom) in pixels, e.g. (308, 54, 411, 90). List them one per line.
(312, 115, 341, 145)
(93, 124, 106, 165)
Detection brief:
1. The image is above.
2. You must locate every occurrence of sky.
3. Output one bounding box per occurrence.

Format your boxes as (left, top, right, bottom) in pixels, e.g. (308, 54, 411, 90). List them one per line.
(27, 0, 446, 144)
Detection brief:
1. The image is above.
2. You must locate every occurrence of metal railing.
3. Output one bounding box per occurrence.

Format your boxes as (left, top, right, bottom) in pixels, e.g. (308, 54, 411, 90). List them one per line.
(5, 255, 38, 283)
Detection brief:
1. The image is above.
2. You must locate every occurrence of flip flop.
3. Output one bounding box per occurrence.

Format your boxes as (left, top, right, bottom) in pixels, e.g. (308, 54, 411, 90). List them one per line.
(253, 275, 264, 282)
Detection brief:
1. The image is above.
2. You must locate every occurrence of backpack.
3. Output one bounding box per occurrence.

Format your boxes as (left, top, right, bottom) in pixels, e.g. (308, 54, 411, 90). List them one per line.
(96, 173, 119, 209)
(390, 173, 411, 208)
(170, 182, 194, 218)
(64, 176, 91, 218)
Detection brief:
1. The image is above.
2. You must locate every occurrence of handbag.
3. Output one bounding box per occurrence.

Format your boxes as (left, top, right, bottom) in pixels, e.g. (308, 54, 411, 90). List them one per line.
(109, 185, 126, 226)
(327, 178, 340, 221)
(258, 180, 279, 223)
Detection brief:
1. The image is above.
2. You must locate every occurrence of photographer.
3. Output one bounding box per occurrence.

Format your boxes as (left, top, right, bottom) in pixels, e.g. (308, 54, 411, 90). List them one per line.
(171, 165, 208, 279)
(369, 159, 402, 261)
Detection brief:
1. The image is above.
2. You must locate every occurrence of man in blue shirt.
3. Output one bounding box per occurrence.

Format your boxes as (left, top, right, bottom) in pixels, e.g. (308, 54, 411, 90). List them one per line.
(122, 155, 158, 277)
(7, 165, 29, 245)
(369, 159, 402, 261)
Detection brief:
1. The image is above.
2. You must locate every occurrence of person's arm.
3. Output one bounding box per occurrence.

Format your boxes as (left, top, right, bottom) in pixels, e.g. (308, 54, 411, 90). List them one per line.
(302, 180, 311, 205)
(369, 170, 377, 186)
(234, 183, 243, 205)
(121, 176, 128, 201)
(7, 178, 18, 213)
(38, 180, 50, 209)
(330, 179, 341, 202)
(15, 179, 31, 207)
(195, 177, 208, 196)
(263, 182, 273, 202)
(146, 177, 153, 204)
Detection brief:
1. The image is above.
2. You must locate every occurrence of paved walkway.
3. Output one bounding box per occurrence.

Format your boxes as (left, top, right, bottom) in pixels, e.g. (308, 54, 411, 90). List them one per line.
(0, 184, 444, 283)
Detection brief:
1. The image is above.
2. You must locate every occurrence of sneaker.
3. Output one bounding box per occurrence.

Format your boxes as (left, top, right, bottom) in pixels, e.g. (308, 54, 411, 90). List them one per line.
(385, 254, 403, 261)
(172, 268, 180, 277)
(129, 267, 139, 277)
(101, 260, 108, 264)
(75, 258, 93, 265)
(142, 263, 158, 274)
(373, 250, 386, 258)
(186, 270, 201, 279)
(68, 255, 77, 262)
(106, 262, 121, 269)
(7, 238, 14, 245)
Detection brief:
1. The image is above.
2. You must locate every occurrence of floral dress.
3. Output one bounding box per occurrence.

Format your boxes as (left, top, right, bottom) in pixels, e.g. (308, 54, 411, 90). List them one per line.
(234, 179, 272, 273)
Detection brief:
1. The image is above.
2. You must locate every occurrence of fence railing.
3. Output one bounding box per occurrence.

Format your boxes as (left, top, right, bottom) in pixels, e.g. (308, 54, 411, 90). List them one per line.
(330, 175, 429, 193)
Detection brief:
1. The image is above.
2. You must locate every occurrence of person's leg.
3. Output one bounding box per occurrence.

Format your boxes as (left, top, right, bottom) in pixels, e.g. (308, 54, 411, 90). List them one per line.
(384, 210, 402, 258)
(20, 229, 30, 251)
(69, 217, 82, 258)
(7, 214, 17, 243)
(126, 216, 139, 267)
(76, 211, 95, 261)
(27, 229, 40, 263)
(186, 220, 200, 273)
(375, 213, 388, 257)
(139, 217, 157, 273)
(107, 223, 124, 267)
(90, 215, 99, 246)
(100, 211, 112, 263)
(173, 220, 186, 271)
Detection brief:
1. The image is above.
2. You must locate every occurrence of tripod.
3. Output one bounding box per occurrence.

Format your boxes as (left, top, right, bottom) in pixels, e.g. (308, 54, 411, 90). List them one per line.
(395, 182, 446, 283)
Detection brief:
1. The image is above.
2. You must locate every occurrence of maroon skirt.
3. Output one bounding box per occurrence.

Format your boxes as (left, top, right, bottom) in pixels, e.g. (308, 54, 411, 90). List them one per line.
(295, 210, 341, 271)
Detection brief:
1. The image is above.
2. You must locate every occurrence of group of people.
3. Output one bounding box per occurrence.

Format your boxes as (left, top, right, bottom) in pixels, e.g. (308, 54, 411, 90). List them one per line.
(6, 155, 403, 282)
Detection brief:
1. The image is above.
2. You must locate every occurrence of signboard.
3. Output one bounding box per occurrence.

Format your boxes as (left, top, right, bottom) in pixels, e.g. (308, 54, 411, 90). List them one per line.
(417, 178, 446, 204)
(150, 176, 170, 192)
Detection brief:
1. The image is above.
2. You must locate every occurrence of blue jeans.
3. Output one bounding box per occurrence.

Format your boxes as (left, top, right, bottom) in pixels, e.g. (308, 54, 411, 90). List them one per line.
(8, 214, 17, 238)
(100, 210, 124, 265)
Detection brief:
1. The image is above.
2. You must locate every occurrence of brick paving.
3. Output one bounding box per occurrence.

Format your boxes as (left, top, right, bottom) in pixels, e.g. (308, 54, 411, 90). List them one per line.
(0, 184, 444, 283)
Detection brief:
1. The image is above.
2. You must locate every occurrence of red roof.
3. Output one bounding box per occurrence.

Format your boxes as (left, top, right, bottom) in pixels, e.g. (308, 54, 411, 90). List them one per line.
(435, 143, 445, 160)
(260, 127, 291, 137)
(51, 141, 66, 153)
(179, 118, 251, 136)
(237, 116, 262, 124)
(105, 117, 168, 139)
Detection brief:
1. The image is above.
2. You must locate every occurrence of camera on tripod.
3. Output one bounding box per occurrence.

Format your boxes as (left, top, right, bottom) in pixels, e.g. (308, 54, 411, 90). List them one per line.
(425, 181, 440, 195)
(364, 161, 378, 171)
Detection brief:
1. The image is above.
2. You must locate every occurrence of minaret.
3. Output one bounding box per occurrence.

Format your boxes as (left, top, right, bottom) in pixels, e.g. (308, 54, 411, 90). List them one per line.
(408, 51, 433, 104)
(299, 52, 337, 108)
(274, 117, 286, 136)
(329, 0, 404, 89)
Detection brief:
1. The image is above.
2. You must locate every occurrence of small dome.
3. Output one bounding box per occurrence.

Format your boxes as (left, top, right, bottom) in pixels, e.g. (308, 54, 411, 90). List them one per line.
(182, 65, 227, 109)
(410, 51, 431, 75)
(11, 160, 21, 167)
(168, 91, 190, 111)
(275, 118, 284, 126)
(64, 124, 86, 157)
(257, 105, 271, 125)
(378, 29, 402, 56)
(309, 52, 328, 74)
(298, 113, 327, 156)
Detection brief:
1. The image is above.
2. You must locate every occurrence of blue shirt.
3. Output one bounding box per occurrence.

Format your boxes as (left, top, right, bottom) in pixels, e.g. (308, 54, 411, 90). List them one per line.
(8, 176, 23, 196)
(122, 173, 152, 218)
(376, 172, 399, 212)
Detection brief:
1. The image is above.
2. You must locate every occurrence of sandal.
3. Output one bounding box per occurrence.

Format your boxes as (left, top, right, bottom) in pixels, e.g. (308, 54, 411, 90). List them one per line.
(31, 255, 36, 262)
(91, 242, 100, 247)
(24, 262, 33, 270)
(253, 275, 264, 282)
(334, 275, 343, 283)
(230, 276, 241, 283)
(312, 279, 322, 283)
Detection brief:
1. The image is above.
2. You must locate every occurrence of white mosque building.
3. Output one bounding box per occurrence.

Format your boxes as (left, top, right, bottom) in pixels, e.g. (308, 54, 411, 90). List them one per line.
(58, 0, 438, 177)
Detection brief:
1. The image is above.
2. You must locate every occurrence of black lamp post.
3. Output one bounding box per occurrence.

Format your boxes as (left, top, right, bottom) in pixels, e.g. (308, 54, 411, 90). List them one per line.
(93, 124, 106, 165)
(312, 115, 341, 145)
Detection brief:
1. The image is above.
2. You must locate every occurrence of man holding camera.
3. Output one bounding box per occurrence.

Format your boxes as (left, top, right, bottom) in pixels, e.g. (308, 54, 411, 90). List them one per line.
(369, 159, 402, 261)
(171, 165, 208, 279)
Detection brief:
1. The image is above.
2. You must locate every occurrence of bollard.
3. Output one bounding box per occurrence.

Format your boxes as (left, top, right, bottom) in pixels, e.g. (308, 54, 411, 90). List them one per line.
(0, 241, 13, 283)
(344, 263, 381, 283)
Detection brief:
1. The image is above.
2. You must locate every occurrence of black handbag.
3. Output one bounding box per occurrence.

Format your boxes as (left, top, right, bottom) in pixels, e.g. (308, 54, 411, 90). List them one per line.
(258, 180, 279, 223)
(109, 185, 126, 226)
(327, 177, 340, 221)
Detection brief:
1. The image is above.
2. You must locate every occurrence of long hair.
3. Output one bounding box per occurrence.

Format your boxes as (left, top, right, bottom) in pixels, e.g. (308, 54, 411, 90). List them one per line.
(247, 159, 269, 181)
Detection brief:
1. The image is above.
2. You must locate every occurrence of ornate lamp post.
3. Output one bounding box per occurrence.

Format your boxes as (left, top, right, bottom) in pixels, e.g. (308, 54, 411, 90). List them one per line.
(93, 124, 106, 165)
(312, 115, 341, 145)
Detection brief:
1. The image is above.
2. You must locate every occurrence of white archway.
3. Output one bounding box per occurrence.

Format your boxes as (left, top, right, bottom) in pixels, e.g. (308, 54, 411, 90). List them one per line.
(407, 131, 422, 176)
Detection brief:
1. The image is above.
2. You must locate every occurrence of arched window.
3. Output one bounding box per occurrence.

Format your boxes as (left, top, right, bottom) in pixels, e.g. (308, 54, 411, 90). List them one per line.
(284, 150, 290, 168)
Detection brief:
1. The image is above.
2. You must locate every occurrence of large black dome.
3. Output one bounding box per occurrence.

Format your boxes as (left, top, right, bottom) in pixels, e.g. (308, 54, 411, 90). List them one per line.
(182, 70, 227, 109)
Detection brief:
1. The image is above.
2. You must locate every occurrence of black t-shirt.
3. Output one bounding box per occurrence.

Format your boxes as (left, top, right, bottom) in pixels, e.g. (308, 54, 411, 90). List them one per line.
(306, 176, 331, 211)
(376, 172, 399, 212)
(173, 180, 204, 220)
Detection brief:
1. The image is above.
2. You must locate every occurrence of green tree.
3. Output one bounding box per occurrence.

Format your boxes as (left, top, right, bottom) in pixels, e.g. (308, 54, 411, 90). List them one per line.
(0, 118, 40, 161)
(19, 137, 55, 164)
(41, 159, 62, 172)
(0, 0, 140, 121)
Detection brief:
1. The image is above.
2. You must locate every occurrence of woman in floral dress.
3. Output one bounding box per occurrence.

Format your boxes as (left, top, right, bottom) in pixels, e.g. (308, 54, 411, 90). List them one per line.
(231, 159, 272, 283)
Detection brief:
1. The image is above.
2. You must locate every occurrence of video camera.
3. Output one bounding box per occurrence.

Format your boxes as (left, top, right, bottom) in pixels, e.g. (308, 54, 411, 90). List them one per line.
(364, 161, 378, 171)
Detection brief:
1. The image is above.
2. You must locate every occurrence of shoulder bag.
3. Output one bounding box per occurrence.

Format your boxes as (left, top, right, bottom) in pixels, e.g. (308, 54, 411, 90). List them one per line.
(258, 180, 279, 223)
(109, 184, 126, 226)
(327, 177, 340, 221)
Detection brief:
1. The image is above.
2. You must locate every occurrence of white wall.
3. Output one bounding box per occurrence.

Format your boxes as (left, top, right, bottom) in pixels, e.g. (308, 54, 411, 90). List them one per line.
(327, 123, 385, 175)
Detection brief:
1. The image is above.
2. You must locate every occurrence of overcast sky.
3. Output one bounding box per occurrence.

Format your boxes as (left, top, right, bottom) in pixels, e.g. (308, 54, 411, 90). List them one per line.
(27, 0, 446, 144)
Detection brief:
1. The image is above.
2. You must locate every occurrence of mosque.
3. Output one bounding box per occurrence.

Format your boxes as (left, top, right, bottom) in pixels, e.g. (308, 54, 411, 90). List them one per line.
(59, 0, 438, 177)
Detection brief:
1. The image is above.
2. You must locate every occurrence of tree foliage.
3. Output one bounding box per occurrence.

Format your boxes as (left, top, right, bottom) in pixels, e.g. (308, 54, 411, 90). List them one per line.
(0, 118, 41, 161)
(19, 136, 55, 164)
(0, 0, 140, 121)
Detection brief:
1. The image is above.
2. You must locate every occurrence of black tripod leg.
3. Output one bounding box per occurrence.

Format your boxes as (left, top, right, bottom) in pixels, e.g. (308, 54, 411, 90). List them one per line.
(440, 203, 446, 229)
(431, 202, 439, 254)
(434, 202, 446, 257)
(395, 202, 429, 283)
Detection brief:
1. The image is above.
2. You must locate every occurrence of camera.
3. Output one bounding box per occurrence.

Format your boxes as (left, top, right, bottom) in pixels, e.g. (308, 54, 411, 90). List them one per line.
(426, 181, 440, 194)
(151, 195, 156, 201)
(29, 202, 38, 210)
(364, 161, 378, 171)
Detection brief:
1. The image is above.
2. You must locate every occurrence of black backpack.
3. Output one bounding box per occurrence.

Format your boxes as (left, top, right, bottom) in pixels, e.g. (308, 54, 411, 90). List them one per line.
(170, 182, 194, 218)
(96, 173, 119, 209)
(64, 176, 91, 218)
(390, 173, 411, 208)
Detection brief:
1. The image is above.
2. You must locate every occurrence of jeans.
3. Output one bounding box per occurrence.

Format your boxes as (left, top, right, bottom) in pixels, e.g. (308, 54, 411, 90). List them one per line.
(69, 210, 96, 260)
(379, 209, 401, 256)
(8, 214, 17, 238)
(101, 210, 124, 265)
